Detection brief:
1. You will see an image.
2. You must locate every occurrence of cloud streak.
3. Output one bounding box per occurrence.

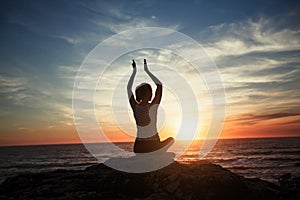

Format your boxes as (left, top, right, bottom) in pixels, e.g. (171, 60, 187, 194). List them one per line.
(194, 17, 300, 125)
(228, 112, 300, 125)
(202, 18, 300, 58)
(0, 74, 30, 105)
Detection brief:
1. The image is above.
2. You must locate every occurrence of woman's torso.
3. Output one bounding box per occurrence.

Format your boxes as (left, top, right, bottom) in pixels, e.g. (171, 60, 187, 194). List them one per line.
(134, 103, 158, 139)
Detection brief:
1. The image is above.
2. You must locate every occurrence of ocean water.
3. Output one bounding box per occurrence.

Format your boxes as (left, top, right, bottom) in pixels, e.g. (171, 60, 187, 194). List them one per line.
(0, 137, 299, 184)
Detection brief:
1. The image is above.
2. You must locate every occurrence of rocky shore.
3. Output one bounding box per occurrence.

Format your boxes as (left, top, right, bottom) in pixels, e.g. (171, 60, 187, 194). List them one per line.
(0, 161, 299, 200)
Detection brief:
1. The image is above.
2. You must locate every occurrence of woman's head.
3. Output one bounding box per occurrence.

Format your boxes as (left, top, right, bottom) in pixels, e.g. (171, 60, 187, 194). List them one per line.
(135, 83, 152, 103)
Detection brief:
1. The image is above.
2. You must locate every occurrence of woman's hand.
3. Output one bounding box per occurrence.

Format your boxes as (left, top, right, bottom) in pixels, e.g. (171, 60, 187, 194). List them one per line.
(132, 59, 136, 69)
(128, 60, 137, 108)
(144, 59, 150, 73)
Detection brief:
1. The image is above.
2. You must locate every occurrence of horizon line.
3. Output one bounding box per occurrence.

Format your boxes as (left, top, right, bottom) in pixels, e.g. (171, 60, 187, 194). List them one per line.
(1, 135, 299, 148)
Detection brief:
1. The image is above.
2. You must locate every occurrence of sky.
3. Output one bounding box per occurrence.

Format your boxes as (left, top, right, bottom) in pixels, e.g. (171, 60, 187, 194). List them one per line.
(0, 0, 299, 146)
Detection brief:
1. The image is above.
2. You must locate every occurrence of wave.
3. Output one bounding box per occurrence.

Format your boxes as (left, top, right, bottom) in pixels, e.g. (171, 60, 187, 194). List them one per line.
(1, 137, 300, 184)
(233, 150, 300, 156)
(227, 165, 293, 170)
(0, 162, 98, 170)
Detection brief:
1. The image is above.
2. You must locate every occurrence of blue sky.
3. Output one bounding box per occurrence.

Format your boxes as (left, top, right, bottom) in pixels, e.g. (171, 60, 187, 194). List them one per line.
(0, 0, 299, 145)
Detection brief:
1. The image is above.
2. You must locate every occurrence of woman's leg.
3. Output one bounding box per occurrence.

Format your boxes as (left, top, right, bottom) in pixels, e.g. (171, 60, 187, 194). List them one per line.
(134, 140, 158, 153)
(158, 137, 174, 151)
(134, 137, 174, 153)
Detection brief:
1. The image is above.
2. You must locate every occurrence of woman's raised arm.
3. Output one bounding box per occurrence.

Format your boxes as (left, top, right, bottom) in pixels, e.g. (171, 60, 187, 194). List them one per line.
(127, 60, 137, 108)
(144, 59, 162, 105)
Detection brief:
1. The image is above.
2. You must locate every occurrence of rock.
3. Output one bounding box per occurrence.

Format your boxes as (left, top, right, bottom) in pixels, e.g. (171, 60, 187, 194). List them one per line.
(167, 174, 178, 182)
(278, 176, 300, 200)
(0, 160, 297, 200)
(166, 180, 180, 193)
(280, 173, 292, 180)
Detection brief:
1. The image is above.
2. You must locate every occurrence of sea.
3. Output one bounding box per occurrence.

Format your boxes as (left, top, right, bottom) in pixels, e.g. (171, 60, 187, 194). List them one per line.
(0, 137, 299, 185)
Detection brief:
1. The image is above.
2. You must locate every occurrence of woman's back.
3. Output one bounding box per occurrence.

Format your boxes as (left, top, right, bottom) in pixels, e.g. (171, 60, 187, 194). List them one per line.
(134, 103, 158, 139)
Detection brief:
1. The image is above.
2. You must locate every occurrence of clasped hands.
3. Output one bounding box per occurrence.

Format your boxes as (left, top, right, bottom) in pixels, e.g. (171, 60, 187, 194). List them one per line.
(132, 59, 150, 73)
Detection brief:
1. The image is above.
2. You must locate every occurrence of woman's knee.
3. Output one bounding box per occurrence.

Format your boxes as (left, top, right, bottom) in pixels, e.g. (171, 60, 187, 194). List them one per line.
(166, 137, 175, 144)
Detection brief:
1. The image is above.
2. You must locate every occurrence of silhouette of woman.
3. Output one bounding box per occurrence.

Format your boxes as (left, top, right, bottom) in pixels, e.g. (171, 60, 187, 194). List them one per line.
(127, 59, 174, 153)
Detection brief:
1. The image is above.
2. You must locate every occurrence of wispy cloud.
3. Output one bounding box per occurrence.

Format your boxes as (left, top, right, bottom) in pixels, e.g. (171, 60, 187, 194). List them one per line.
(94, 13, 181, 34)
(202, 17, 300, 58)
(194, 16, 300, 122)
(228, 112, 300, 125)
(50, 35, 80, 45)
(0, 74, 30, 105)
(76, 1, 132, 21)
